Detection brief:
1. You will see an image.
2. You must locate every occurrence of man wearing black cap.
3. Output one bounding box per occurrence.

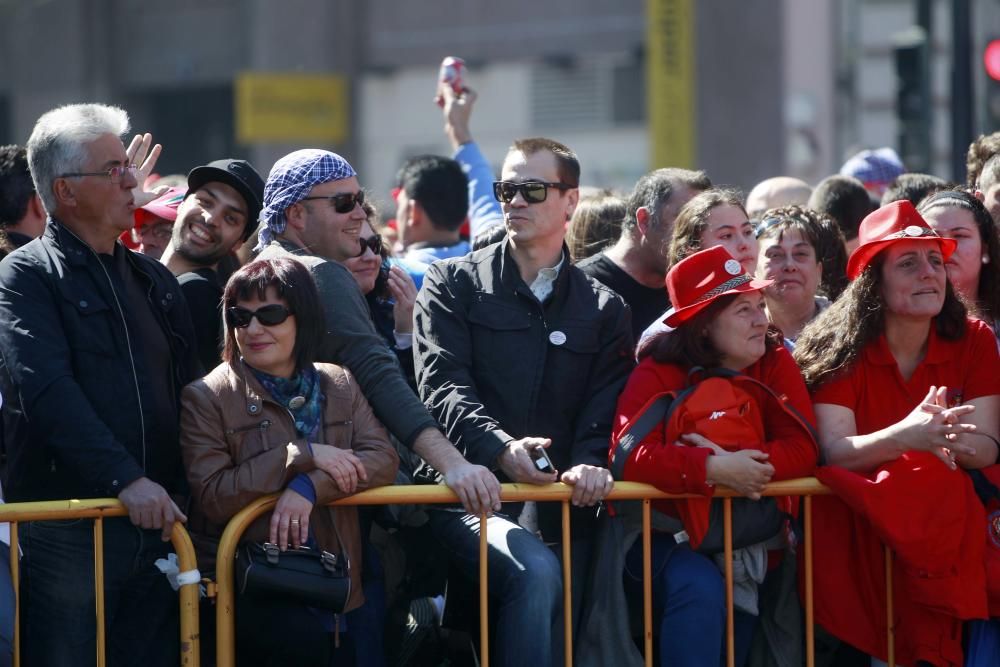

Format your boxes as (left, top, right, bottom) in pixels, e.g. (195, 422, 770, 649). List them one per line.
(161, 159, 264, 370)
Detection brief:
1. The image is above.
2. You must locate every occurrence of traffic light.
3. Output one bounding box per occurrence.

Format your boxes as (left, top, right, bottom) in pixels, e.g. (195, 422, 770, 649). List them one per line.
(984, 38, 1000, 131)
(893, 28, 931, 172)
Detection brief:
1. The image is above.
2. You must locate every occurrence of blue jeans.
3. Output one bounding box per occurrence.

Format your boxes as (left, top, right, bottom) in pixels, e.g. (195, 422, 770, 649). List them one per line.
(428, 510, 564, 667)
(624, 534, 726, 667)
(20, 516, 178, 667)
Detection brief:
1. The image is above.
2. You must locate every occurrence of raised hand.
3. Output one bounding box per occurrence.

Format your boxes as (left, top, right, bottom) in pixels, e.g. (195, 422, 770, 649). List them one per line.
(125, 133, 163, 207)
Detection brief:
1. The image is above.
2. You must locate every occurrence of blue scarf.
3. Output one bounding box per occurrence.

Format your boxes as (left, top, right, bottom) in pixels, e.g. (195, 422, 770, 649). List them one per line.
(249, 364, 324, 439)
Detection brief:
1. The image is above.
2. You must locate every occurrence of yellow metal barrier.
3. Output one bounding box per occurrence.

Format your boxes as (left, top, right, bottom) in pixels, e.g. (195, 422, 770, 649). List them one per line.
(213, 478, 876, 667)
(0, 499, 201, 666)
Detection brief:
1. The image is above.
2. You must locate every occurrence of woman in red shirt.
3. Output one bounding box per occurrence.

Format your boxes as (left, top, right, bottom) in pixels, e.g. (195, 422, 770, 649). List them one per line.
(614, 245, 818, 666)
(795, 200, 1000, 666)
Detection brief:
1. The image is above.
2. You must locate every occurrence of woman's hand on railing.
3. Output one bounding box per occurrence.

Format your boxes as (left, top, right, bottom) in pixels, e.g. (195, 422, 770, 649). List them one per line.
(312, 444, 368, 494)
(269, 488, 313, 550)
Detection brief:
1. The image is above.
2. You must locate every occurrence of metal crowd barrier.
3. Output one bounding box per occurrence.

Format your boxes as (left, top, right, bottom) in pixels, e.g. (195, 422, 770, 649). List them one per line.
(208, 478, 909, 667)
(0, 481, 900, 667)
(0, 499, 201, 667)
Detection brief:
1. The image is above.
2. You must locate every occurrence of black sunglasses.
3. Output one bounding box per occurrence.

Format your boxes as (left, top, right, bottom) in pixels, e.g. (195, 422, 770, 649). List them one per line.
(300, 190, 366, 214)
(492, 180, 573, 204)
(358, 234, 383, 257)
(226, 304, 293, 329)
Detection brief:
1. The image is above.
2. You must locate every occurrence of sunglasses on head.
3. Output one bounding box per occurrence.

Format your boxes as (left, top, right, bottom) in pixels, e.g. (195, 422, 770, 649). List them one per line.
(493, 180, 573, 204)
(358, 234, 383, 257)
(300, 190, 366, 214)
(226, 304, 293, 329)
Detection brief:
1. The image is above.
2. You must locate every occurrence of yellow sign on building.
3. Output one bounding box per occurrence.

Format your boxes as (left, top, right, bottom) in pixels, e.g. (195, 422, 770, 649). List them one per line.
(647, 0, 695, 168)
(235, 73, 348, 144)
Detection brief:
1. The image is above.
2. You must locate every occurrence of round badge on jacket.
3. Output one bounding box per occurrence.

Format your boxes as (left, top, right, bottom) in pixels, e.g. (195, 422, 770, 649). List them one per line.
(724, 259, 742, 276)
(549, 331, 567, 346)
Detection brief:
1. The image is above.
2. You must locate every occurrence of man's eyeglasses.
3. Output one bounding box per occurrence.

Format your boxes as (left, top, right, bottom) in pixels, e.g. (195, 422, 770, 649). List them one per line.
(493, 181, 574, 204)
(226, 304, 293, 329)
(300, 190, 365, 214)
(59, 164, 138, 185)
(358, 234, 383, 257)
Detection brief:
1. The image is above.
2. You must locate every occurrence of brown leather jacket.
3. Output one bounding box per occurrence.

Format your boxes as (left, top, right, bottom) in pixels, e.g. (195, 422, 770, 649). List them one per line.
(179, 361, 399, 612)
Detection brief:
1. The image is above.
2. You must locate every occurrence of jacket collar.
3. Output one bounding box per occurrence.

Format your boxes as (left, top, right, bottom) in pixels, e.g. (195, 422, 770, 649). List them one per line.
(46, 217, 143, 273)
(497, 237, 572, 301)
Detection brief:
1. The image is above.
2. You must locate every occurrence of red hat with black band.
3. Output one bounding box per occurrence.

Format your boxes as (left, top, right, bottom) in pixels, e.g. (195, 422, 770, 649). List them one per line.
(663, 245, 773, 327)
(846, 200, 956, 280)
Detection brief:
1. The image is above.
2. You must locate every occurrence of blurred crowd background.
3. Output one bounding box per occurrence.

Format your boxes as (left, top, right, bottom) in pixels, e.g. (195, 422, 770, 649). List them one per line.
(0, 0, 996, 210)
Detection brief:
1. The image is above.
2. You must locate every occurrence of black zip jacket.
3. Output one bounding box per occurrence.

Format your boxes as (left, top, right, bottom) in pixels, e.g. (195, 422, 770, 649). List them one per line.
(415, 240, 635, 510)
(0, 220, 200, 501)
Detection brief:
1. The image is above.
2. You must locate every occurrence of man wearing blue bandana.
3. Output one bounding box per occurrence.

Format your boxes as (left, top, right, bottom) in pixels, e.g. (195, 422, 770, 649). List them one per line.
(256, 149, 502, 515)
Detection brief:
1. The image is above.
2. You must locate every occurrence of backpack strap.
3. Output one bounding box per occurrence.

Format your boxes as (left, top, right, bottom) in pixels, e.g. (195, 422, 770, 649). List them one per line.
(610, 390, 682, 480)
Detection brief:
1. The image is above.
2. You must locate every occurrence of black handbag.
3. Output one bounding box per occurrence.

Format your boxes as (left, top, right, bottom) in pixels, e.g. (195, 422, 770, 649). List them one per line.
(236, 541, 351, 612)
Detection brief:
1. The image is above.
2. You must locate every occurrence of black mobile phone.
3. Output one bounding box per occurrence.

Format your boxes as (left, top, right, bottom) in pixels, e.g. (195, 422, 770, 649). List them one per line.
(531, 446, 555, 473)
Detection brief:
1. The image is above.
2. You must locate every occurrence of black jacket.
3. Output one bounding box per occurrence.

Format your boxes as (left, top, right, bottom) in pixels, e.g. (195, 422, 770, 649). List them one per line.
(414, 240, 635, 486)
(0, 220, 200, 501)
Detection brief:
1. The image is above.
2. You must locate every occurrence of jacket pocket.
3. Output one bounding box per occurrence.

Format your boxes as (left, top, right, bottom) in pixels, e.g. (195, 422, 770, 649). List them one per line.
(56, 284, 117, 358)
(225, 419, 275, 463)
(467, 298, 533, 377)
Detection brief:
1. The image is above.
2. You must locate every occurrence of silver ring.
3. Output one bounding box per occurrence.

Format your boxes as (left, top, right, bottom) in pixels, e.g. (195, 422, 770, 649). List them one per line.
(290, 519, 300, 524)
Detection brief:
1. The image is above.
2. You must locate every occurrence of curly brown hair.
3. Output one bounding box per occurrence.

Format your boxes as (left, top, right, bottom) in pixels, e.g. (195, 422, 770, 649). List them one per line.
(966, 132, 1000, 188)
(666, 188, 747, 269)
(793, 257, 968, 391)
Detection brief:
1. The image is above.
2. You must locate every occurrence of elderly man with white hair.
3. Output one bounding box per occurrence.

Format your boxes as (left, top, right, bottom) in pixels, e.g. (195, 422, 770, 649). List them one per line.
(0, 103, 200, 666)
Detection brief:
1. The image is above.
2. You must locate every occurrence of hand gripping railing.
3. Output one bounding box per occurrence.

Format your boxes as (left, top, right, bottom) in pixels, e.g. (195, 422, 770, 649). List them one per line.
(207, 478, 917, 667)
(0, 499, 201, 667)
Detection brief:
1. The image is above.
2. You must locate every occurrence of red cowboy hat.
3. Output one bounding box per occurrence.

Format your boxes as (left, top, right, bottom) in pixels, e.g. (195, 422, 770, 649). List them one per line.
(663, 246, 773, 327)
(846, 200, 956, 280)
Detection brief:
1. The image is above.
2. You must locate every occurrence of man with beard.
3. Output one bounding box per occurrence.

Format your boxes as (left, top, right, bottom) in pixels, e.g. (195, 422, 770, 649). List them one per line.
(161, 159, 264, 370)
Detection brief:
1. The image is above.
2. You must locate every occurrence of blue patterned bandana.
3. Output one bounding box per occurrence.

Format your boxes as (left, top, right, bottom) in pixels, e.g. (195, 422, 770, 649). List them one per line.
(256, 149, 357, 250)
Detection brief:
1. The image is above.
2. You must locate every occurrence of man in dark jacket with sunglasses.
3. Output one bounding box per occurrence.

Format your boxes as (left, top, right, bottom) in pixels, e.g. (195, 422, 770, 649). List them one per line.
(414, 137, 634, 666)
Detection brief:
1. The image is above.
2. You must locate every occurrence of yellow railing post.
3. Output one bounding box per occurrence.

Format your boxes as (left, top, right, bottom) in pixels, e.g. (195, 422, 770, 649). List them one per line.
(0, 500, 199, 667)
(723, 498, 734, 667)
(94, 517, 106, 667)
(9, 524, 18, 667)
(479, 512, 489, 667)
(561, 501, 572, 667)
(804, 495, 815, 667)
(642, 499, 653, 667)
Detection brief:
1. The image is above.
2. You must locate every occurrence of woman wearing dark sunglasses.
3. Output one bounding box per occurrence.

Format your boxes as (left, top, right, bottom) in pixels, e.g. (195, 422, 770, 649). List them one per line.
(179, 257, 399, 666)
(343, 209, 420, 389)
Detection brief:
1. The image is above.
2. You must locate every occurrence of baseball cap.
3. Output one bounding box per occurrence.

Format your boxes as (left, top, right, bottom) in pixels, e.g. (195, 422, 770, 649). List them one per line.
(187, 159, 265, 242)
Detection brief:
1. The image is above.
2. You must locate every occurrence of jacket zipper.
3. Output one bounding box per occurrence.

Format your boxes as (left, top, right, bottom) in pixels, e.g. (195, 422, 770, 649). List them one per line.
(88, 246, 147, 472)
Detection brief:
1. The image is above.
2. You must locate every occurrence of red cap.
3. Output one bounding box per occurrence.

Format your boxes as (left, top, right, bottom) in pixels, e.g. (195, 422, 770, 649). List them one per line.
(846, 200, 956, 279)
(663, 246, 773, 327)
(134, 186, 185, 229)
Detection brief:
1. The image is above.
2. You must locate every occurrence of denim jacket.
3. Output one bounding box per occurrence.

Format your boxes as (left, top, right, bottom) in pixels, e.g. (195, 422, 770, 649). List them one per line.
(0, 219, 200, 501)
